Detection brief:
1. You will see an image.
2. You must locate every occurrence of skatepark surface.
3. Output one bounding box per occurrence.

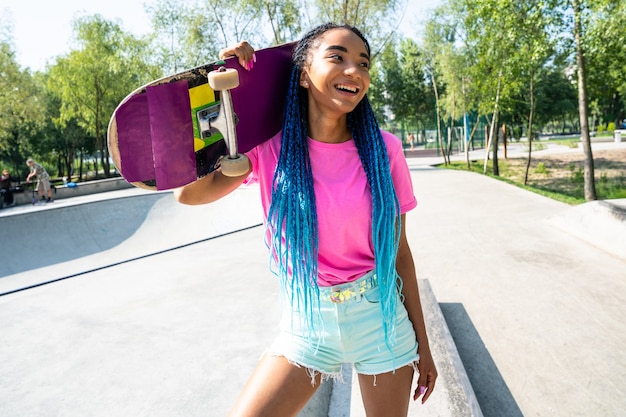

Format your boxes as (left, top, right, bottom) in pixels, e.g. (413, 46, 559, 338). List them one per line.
(1, 141, 625, 416)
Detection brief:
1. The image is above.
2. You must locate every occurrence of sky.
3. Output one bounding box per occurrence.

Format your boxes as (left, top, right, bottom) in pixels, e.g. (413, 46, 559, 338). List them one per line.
(1, 0, 441, 72)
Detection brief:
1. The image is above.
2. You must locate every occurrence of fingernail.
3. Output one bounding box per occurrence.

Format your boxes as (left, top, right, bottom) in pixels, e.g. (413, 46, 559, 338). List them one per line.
(253, 53, 257, 62)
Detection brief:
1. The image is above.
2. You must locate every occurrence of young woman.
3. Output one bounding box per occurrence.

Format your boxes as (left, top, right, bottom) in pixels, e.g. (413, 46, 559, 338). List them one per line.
(175, 23, 437, 417)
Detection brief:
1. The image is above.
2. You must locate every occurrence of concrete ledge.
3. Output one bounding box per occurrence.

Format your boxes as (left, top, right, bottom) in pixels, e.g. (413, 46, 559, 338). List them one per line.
(347, 279, 483, 417)
(550, 198, 626, 260)
(12, 177, 133, 205)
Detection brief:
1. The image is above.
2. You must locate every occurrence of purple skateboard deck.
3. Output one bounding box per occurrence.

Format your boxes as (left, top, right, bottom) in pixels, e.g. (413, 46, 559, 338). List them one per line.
(108, 43, 295, 190)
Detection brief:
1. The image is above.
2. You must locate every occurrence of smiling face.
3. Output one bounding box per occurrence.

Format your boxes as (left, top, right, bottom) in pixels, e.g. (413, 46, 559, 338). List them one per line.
(299, 28, 371, 120)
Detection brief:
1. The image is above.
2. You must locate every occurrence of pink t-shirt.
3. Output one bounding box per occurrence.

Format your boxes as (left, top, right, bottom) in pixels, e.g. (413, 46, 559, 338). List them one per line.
(246, 130, 417, 286)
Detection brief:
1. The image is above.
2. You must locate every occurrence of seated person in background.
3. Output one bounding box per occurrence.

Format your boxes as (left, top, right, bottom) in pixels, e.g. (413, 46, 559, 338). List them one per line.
(1, 169, 18, 207)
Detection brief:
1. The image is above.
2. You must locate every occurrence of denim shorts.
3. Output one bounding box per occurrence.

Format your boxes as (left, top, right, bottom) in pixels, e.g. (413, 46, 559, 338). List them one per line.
(268, 271, 419, 379)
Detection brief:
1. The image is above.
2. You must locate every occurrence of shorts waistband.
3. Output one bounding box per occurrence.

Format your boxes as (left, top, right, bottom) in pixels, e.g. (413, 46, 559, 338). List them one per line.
(318, 271, 377, 304)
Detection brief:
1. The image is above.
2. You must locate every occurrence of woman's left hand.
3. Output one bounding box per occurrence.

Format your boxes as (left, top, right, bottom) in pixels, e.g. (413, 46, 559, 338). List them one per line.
(218, 41, 256, 71)
(414, 347, 437, 403)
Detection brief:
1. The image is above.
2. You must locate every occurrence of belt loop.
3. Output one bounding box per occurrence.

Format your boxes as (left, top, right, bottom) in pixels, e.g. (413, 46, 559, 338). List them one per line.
(355, 280, 364, 303)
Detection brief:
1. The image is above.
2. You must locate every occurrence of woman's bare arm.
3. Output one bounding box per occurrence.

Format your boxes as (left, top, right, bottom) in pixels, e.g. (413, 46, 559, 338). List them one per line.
(396, 214, 438, 403)
(173, 167, 250, 205)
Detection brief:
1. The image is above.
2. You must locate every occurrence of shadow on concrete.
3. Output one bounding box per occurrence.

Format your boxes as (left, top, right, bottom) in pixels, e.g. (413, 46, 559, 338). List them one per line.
(440, 303, 524, 417)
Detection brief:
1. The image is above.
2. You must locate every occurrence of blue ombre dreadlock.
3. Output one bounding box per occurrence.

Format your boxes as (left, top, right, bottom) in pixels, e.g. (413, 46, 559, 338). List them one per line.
(266, 23, 402, 352)
(349, 95, 403, 351)
(266, 62, 321, 320)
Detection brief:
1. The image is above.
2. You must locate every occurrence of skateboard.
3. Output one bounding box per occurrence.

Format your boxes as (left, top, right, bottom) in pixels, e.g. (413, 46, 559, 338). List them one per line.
(108, 42, 295, 191)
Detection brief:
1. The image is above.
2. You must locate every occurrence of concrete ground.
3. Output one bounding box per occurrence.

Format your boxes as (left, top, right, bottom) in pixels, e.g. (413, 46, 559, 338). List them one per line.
(1, 140, 625, 416)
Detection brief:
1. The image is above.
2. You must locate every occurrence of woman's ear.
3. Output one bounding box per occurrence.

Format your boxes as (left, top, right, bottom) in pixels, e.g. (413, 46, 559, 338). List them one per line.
(300, 72, 309, 88)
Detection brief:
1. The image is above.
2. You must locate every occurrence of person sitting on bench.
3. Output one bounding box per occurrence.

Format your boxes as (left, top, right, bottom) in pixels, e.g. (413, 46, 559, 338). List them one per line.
(1, 169, 18, 207)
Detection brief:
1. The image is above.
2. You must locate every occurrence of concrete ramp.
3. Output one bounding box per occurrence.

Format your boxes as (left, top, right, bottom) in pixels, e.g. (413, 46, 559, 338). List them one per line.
(550, 198, 626, 260)
(1, 193, 165, 277)
(0, 188, 263, 294)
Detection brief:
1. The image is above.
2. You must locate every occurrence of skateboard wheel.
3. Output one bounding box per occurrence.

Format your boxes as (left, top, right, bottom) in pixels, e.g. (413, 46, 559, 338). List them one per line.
(208, 68, 239, 90)
(221, 154, 250, 177)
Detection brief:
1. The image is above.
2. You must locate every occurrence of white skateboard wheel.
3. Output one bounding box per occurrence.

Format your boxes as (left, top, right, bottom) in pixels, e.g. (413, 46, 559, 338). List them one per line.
(221, 154, 250, 177)
(208, 68, 239, 90)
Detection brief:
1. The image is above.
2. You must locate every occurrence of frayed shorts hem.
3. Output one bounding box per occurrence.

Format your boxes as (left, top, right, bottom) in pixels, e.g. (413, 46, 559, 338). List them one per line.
(265, 350, 345, 386)
(355, 356, 420, 377)
(264, 351, 420, 386)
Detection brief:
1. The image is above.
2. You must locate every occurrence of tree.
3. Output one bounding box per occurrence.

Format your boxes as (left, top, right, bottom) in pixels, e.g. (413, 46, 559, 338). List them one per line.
(312, 0, 405, 55)
(146, 0, 197, 73)
(504, 0, 559, 185)
(422, 12, 452, 164)
(42, 86, 91, 180)
(146, 0, 305, 74)
(427, 3, 484, 168)
(533, 65, 578, 131)
(571, 0, 597, 200)
(255, 0, 303, 44)
(460, 0, 521, 175)
(367, 57, 387, 124)
(584, 0, 626, 128)
(47, 15, 158, 179)
(397, 39, 433, 135)
(203, 0, 264, 47)
(0, 42, 45, 177)
(146, 0, 256, 72)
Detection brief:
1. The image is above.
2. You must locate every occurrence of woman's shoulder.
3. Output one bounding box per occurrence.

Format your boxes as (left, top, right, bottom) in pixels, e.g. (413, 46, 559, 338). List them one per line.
(379, 130, 403, 154)
(246, 130, 282, 167)
(380, 130, 401, 142)
(248, 131, 282, 153)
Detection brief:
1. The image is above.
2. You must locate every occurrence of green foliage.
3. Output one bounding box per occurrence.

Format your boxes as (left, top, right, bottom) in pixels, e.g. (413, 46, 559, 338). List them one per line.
(533, 65, 578, 130)
(46, 15, 160, 178)
(551, 138, 580, 148)
(566, 166, 625, 200)
(146, 0, 306, 72)
(0, 42, 45, 175)
(367, 55, 387, 123)
(256, 0, 303, 44)
(535, 162, 547, 174)
(585, 0, 626, 126)
(443, 159, 583, 203)
(570, 164, 584, 185)
(146, 0, 203, 73)
(377, 37, 431, 127)
(442, 158, 626, 205)
(313, 0, 404, 54)
(597, 173, 626, 199)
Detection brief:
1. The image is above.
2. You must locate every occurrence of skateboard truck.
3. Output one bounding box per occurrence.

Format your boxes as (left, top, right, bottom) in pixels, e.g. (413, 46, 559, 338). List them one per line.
(207, 66, 250, 177)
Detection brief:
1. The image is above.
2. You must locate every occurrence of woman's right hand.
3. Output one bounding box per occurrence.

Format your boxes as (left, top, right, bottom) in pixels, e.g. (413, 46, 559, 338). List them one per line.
(218, 41, 256, 71)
